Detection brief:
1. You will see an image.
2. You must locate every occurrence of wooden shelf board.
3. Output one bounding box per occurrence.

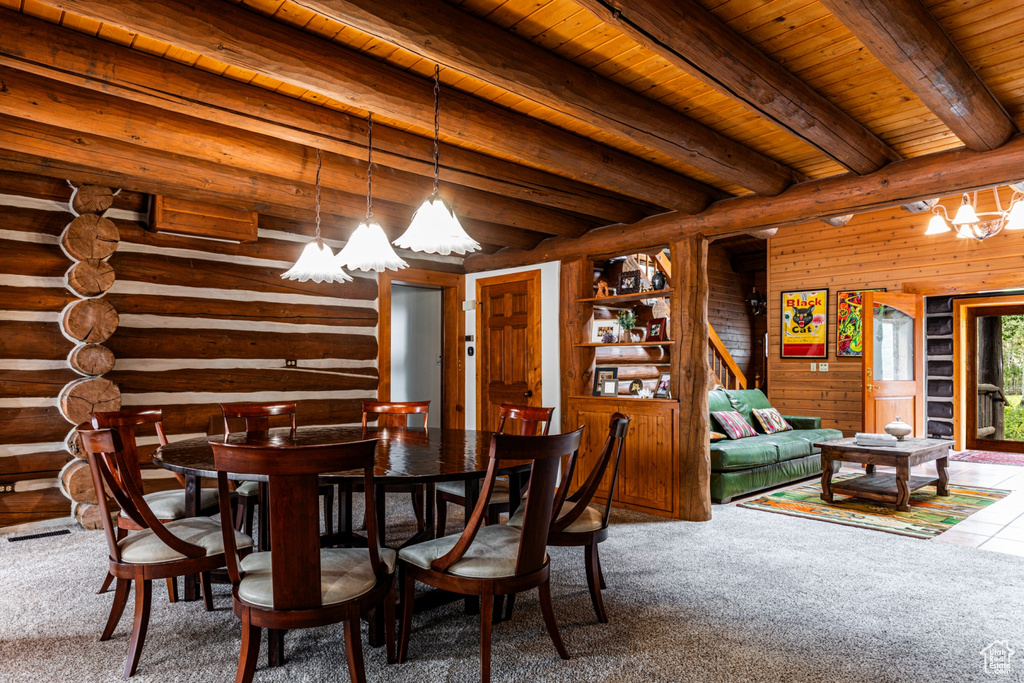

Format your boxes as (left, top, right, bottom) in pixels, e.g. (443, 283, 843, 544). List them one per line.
(569, 395, 679, 404)
(577, 341, 675, 347)
(577, 289, 673, 305)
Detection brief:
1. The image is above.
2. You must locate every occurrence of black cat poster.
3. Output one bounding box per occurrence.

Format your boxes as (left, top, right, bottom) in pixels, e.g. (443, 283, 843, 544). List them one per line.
(781, 289, 828, 358)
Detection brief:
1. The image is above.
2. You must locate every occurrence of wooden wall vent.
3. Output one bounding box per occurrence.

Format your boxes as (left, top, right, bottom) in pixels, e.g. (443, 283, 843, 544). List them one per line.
(149, 195, 258, 242)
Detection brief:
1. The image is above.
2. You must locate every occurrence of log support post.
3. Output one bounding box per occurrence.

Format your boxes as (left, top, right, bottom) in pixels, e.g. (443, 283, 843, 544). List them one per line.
(671, 234, 713, 521)
(559, 257, 595, 431)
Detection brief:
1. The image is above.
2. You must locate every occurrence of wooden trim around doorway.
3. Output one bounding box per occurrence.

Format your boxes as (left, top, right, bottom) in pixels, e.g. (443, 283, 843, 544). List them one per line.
(378, 268, 466, 430)
(953, 294, 1024, 452)
(474, 269, 543, 431)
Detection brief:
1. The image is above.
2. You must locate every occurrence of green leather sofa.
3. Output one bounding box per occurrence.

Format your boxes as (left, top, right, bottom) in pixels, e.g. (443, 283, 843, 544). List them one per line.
(710, 389, 843, 503)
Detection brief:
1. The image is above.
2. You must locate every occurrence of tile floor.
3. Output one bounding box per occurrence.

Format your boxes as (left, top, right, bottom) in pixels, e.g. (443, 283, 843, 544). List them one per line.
(731, 458, 1024, 557)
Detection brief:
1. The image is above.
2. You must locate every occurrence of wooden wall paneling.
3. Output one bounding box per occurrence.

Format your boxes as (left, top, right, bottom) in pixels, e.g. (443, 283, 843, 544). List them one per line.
(768, 191, 1024, 436)
(707, 243, 756, 379)
(671, 234, 713, 522)
(559, 257, 595, 430)
(377, 267, 466, 429)
(150, 195, 258, 242)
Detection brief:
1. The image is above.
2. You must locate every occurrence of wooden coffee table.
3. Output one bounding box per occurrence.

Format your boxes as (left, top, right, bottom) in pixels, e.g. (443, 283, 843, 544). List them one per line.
(816, 437, 951, 511)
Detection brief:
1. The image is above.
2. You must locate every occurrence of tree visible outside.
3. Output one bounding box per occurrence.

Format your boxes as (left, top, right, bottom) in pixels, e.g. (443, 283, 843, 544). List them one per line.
(1004, 315, 1024, 441)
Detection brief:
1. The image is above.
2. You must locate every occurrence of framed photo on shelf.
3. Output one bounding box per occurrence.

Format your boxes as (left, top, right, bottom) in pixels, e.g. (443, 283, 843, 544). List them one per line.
(781, 289, 828, 358)
(617, 270, 641, 294)
(836, 288, 885, 357)
(592, 367, 618, 396)
(591, 320, 620, 344)
(646, 317, 667, 341)
(599, 379, 620, 397)
(655, 372, 671, 399)
(628, 378, 644, 396)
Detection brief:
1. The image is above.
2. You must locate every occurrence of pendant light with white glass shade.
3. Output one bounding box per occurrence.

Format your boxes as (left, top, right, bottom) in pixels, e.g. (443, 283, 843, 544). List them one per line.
(393, 65, 480, 256)
(281, 148, 352, 283)
(335, 113, 408, 272)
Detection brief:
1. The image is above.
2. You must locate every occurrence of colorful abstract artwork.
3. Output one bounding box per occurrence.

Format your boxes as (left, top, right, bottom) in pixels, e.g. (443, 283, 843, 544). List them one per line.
(780, 289, 828, 358)
(836, 289, 885, 357)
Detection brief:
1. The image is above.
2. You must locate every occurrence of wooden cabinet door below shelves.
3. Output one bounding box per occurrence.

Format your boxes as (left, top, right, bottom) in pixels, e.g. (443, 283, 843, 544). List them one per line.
(617, 409, 676, 514)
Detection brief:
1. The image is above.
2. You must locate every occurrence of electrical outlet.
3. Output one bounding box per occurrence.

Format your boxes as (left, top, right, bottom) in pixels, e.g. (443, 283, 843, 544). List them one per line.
(0, 484, 14, 494)
(819, 363, 829, 372)
(285, 359, 297, 367)
(809, 363, 817, 372)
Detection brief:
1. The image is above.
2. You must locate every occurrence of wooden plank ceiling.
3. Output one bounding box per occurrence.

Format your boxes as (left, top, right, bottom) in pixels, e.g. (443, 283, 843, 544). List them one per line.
(0, 0, 1021, 263)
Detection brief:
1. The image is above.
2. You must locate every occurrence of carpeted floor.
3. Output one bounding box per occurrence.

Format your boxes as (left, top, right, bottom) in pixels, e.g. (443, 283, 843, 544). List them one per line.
(2, 498, 1023, 682)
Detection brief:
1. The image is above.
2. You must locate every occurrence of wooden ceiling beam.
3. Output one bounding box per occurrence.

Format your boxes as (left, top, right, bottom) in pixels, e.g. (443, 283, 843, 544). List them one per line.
(0, 115, 545, 251)
(572, 0, 898, 174)
(818, 0, 1016, 152)
(0, 65, 593, 239)
(0, 8, 650, 225)
(295, 0, 801, 196)
(465, 135, 1024, 271)
(36, 0, 721, 214)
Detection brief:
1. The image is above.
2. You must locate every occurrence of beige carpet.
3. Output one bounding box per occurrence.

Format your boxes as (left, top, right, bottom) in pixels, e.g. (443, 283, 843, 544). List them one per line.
(1, 498, 1022, 682)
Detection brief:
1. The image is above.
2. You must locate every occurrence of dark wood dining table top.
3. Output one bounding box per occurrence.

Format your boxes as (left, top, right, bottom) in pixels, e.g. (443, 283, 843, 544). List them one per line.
(153, 425, 529, 483)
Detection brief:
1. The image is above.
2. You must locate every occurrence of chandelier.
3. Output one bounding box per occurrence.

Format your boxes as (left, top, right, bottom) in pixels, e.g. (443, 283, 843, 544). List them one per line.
(393, 65, 480, 256)
(926, 185, 1024, 241)
(281, 148, 352, 283)
(335, 113, 408, 272)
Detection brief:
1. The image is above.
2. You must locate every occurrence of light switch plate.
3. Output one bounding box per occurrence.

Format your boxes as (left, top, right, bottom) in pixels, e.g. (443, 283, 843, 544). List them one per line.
(809, 363, 817, 372)
(462, 300, 477, 311)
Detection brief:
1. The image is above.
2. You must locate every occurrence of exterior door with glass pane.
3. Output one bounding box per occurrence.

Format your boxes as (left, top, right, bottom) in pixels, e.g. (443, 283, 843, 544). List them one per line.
(862, 292, 925, 436)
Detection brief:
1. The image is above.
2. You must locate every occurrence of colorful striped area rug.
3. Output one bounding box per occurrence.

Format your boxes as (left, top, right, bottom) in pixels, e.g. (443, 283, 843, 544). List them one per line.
(950, 450, 1024, 467)
(737, 475, 1009, 539)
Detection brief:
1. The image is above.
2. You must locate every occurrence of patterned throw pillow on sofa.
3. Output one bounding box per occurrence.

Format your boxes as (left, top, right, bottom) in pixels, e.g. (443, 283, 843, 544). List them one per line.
(711, 411, 758, 440)
(752, 408, 793, 435)
(710, 431, 728, 442)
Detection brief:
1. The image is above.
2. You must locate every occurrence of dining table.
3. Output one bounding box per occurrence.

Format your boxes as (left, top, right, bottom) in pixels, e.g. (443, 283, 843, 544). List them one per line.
(153, 424, 529, 632)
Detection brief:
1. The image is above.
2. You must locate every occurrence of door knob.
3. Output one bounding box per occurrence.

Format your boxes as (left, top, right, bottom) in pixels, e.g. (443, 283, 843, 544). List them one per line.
(523, 390, 533, 398)
(866, 384, 876, 392)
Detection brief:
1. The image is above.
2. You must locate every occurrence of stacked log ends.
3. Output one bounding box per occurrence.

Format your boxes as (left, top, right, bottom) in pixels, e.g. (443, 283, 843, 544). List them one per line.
(61, 298, 119, 343)
(61, 214, 119, 260)
(60, 185, 122, 529)
(66, 259, 115, 297)
(71, 185, 115, 215)
(68, 344, 116, 376)
(59, 377, 122, 425)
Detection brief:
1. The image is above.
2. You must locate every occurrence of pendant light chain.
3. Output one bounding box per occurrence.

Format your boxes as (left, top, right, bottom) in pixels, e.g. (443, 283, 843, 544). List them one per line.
(314, 148, 323, 243)
(433, 63, 440, 195)
(366, 113, 374, 220)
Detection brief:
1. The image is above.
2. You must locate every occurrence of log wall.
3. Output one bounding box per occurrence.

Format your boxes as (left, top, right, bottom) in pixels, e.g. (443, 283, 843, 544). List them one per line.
(0, 171, 381, 529)
(707, 243, 756, 381)
(767, 188, 1024, 434)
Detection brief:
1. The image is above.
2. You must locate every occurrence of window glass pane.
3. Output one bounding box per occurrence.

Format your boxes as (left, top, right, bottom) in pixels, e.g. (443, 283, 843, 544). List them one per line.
(873, 304, 914, 381)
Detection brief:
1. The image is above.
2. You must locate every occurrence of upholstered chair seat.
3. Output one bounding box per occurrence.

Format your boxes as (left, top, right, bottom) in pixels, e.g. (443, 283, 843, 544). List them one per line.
(435, 478, 510, 503)
(507, 501, 604, 534)
(399, 523, 543, 579)
(117, 517, 252, 565)
(237, 548, 397, 608)
(120, 489, 221, 522)
(235, 481, 260, 497)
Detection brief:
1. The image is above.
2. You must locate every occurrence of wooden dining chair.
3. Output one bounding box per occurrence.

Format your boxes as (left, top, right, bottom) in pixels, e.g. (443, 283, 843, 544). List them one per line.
(434, 404, 554, 536)
(210, 436, 396, 683)
(398, 427, 584, 683)
(220, 401, 335, 540)
(508, 413, 631, 623)
(91, 407, 221, 601)
(359, 400, 431, 538)
(78, 425, 253, 678)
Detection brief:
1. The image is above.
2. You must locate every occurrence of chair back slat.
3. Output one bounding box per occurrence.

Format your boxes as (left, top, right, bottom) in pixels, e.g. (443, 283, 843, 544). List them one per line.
(361, 400, 429, 429)
(220, 402, 297, 439)
(210, 437, 381, 611)
(553, 414, 631, 533)
(78, 426, 207, 561)
(90, 408, 168, 492)
(497, 404, 554, 436)
(430, 428, 584, 578)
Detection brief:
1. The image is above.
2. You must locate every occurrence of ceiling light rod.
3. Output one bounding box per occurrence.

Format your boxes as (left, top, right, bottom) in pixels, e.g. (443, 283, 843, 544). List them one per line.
(394, 64, 480, 256)
(281, 147, 352, 283)
(925, 185, 1024, 240)
(336, 113, 408, 272)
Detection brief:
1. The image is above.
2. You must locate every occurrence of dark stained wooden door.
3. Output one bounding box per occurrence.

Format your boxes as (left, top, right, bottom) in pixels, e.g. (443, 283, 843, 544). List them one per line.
(477, 272, 542, 432)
